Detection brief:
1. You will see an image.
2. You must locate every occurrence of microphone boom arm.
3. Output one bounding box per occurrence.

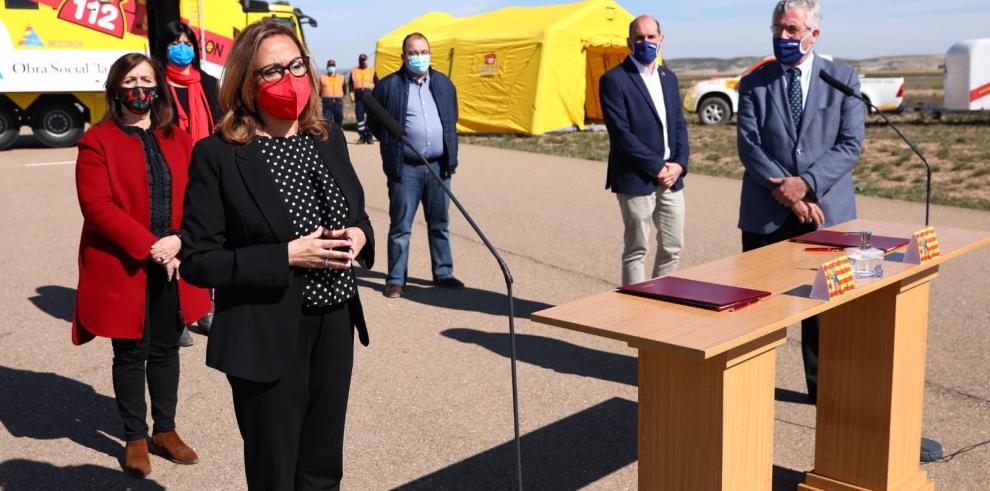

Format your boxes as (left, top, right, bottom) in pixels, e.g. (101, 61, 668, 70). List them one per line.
(361, 92, 525, 490)
(820, 71, 932, 226)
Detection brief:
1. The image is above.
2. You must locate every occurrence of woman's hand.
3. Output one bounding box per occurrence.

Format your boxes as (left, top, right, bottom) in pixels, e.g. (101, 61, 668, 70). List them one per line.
(163, 257, 181, 281)
(287, 227, 354, 269)
(150, 235, 182, 266)
(323, 227, 366, 264)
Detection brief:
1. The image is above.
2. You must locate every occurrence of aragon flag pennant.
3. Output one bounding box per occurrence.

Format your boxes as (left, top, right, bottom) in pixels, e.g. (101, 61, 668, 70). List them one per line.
(810, 256, 856, 301)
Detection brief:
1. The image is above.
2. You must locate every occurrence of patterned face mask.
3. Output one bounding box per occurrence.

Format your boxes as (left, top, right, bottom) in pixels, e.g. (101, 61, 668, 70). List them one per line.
(116, 86, 158, 114)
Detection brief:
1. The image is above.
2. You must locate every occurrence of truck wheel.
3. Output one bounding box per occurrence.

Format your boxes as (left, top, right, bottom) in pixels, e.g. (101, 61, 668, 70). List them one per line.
(0, 106, 19, 151)
(698, 97, 731, 125)
(32, 102, 84, 148)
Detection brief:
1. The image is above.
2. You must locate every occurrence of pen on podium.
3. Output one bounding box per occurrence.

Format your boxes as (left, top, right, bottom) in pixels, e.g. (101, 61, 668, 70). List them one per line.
(804, 247, 845, 252)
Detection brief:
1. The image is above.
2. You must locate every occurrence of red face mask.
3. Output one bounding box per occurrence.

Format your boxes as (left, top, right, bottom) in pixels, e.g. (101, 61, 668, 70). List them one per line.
(257, 73, 311, 121)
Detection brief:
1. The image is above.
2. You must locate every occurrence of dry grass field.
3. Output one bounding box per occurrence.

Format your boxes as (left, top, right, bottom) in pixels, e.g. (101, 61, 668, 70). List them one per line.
(341, 72, 989, 210)
(460, 72, 990, 210)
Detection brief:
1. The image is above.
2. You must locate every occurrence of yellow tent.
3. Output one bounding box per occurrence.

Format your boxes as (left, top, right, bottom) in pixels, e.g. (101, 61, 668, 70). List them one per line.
(374, 0, 639, 135)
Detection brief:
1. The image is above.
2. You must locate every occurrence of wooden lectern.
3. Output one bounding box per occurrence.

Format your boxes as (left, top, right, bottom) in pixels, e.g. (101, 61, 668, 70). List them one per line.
(531, 220, 990, 490)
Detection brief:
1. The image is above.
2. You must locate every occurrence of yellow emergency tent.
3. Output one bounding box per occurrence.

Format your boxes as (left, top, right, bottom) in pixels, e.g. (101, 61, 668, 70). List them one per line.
(374, 0, 639, 135)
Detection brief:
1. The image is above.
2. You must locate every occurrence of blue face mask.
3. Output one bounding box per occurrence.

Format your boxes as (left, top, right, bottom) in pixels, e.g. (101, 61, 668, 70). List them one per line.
(167, 43, 195, 67)
(327, 66, 336, 75)
(407, 54, 430, 75)
(773, 33, 810, 66)
(631, 41, 658, 65)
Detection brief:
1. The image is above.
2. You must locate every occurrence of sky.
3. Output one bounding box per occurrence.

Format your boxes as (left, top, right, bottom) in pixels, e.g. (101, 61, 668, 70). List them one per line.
(291, 0, 990, 70)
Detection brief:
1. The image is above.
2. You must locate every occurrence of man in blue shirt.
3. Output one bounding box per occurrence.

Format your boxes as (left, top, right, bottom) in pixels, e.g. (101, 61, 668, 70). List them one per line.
(370, 33, 462, 298)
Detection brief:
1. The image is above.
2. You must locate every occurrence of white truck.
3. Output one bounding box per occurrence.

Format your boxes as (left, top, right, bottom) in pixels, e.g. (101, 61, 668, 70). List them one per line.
(683, 56, 906, 125)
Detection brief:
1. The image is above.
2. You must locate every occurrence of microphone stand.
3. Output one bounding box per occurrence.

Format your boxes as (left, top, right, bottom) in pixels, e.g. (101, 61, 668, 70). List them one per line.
(361, 94, 524, 489)
(820, 72, 932, 225)
(820, 73, 943, 462)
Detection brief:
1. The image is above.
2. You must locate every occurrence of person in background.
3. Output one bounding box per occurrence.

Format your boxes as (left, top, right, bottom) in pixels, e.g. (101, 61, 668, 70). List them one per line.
(370, 32, 463, 298)
(153, 20, 222, 344)
(736, 0, 864, 403)
(179, 19, 374, 489)
(321, 59, 346, 125)
(349, 53, 378, 144)
(73, 52, 210, 478)
(599, 15, 690, 287)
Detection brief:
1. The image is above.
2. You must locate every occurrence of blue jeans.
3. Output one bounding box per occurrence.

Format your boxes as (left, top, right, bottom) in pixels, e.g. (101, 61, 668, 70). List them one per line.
(386, 162, 453, 285)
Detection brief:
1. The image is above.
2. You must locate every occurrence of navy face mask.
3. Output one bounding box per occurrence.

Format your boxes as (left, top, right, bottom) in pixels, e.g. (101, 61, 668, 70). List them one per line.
(631, 41, 658, 65)
(773, 33, 810, 66)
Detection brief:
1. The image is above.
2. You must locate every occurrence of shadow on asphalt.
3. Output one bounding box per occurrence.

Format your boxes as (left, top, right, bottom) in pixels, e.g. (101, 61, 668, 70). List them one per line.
(0, 459, 163, 490)
(775, 387, 815, 405)
(0, 366, 121, 460)
(443, 328, 637, 386)
(391, 396, 807, 490)
(355, 269, 553, 317)
(443, 329, 817, 405)
(393, 397, 638, 490)
(28, 285, 75, 322)
(6, 134, 46, 151)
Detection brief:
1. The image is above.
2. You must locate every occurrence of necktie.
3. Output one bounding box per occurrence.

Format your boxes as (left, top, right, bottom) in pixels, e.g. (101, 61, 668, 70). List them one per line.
(787, 67, 803, 131)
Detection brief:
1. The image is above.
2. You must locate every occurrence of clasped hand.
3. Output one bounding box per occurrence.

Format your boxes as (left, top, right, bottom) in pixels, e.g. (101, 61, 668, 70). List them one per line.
(791, 200, 825, 227)
(768, 176, 809, 207)
(150, 235, 182, 281)
(656, 162, 683, 188)
(287, 226, 366, 269)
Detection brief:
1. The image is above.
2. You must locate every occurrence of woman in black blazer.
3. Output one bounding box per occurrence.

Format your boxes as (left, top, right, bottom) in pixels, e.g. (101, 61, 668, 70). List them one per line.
(179, 19, 373, 490)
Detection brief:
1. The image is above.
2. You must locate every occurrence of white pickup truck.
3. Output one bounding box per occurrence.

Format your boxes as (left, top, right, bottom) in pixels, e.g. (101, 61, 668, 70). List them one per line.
(683, 57, 906, 125)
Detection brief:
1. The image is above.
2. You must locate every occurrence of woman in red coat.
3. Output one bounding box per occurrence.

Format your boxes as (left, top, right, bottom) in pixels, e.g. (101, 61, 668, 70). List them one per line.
(73, 52, 210, 478)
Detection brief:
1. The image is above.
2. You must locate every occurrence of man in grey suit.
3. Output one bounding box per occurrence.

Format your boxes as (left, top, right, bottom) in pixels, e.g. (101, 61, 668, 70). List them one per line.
(737, 0, 865, 403)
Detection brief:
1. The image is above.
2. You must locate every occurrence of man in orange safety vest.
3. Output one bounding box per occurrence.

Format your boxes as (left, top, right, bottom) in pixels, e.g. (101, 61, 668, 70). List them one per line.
(320, 59, 347, 125)
(350, 53, 379, 144)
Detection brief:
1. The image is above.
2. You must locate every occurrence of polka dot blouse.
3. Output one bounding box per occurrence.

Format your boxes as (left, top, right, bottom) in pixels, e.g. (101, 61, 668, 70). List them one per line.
(260, 132, 356, 308)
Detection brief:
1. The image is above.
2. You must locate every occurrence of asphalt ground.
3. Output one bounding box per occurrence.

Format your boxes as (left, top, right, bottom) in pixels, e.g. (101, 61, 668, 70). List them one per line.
(1, 131, 988, 490)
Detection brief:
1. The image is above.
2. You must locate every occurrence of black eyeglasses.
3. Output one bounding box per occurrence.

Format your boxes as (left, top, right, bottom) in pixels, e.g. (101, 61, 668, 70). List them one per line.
(256, 56, 310, 83)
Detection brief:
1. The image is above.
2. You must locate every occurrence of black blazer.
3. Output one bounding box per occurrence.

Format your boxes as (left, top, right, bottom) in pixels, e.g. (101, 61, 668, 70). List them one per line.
(600, 57, 690, 195)
(179, 124, 374, 382)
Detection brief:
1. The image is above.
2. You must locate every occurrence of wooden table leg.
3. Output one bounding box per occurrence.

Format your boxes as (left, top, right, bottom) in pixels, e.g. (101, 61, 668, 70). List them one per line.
(800, 268, 938, 491)
(638, 330, 785, 490)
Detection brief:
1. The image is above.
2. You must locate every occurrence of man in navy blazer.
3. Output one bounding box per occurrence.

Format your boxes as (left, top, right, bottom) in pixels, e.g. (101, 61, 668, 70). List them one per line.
(737, 0, 865, 403)
(600, 15, 690, 286)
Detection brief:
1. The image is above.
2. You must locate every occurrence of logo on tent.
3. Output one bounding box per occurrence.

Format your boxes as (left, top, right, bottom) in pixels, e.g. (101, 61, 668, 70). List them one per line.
(479, 52, 500, 77)
(19, 26, 45, 48)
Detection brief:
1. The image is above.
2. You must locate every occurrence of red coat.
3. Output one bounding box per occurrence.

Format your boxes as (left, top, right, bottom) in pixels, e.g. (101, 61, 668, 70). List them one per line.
(72, 121, 210, 345)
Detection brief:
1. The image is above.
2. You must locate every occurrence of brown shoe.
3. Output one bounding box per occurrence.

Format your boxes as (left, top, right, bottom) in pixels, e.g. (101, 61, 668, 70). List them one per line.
(151, 431, 199, 465)
(384, 284, 403, 298)
(123, 439, 151, 477)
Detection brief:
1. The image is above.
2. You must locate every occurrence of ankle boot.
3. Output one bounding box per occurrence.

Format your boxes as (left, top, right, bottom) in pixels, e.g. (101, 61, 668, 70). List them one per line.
(152, 430, 199, 464)
(124, 439, 151, 477)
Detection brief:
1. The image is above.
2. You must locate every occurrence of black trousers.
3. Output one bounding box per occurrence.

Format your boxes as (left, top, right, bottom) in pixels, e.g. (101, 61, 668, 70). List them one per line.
(742, 214, 820, 401)
(228, 303, 354, 491)
(111, 265, 182, 441)
(354, 89, 370, 138)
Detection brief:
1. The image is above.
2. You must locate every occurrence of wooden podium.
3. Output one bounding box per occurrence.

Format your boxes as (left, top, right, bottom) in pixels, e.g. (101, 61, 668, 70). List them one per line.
(531, 220, 990, 490)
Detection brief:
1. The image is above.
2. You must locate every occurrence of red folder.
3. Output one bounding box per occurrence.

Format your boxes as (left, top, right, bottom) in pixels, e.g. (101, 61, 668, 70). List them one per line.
(618, 277, 771, 312)
(789, 230, 909, 253)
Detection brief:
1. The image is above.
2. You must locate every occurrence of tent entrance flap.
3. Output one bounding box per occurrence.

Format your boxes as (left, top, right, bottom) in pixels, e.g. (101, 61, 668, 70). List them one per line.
(585, 45, 628, 122)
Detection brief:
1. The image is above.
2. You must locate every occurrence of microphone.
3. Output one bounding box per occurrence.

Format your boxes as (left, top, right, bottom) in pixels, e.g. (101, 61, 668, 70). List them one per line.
(362, 92, 525, 490)
(819, 70, 933, 226)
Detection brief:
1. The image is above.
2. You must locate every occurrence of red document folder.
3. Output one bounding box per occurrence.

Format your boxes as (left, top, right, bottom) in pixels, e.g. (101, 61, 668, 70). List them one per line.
(618, 277, 771, 312)
(789, 230, 909, 253)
